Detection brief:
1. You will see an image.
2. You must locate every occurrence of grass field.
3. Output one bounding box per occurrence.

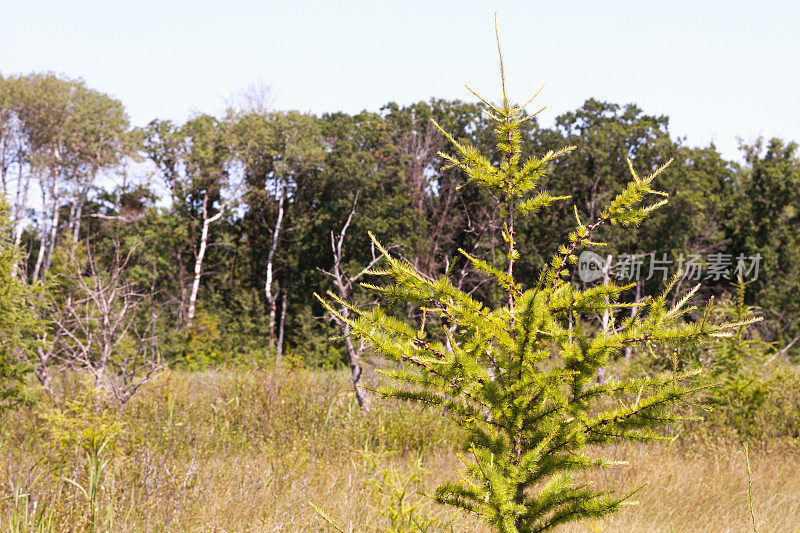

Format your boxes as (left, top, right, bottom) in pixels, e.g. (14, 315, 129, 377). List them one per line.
(2, 367, 798, 531)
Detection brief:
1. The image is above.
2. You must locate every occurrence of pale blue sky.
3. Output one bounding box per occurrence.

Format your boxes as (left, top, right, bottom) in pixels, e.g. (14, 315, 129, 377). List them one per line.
(2, 0, 798, 161)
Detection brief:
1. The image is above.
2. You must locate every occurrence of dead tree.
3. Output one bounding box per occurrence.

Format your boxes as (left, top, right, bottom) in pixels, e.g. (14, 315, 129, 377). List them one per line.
(40, 240, 165, 404)
(318, 194, 384, 411)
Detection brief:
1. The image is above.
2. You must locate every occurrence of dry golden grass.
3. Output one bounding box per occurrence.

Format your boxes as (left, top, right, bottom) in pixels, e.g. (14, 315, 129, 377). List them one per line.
(1, 367, 798, 532)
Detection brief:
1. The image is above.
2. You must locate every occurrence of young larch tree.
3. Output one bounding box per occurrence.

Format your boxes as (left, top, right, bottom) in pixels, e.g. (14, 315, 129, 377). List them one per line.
(317, 20, 753, 532)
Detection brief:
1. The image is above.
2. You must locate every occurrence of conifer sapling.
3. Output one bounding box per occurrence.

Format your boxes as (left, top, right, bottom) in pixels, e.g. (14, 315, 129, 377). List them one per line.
(0, 197, 37, 411)
(317, 21, 753, 532)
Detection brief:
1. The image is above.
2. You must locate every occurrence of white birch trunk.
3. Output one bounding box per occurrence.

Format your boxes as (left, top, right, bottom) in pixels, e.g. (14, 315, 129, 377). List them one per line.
(10, 169, 30, 279)
(624, 280, 642, 363)
(31, 180, 52, 281)
(12, 170, 30, 247)
(597, 255, 613, 384)
(42, 174, 61, 274)
(275, 293, 288, 364)
(265, 179, 285, 353)
(68, 171, 94, 242)
(601, 255, 613, 331)
(186, 193, 223, 330)
(71, 195, 85, 242)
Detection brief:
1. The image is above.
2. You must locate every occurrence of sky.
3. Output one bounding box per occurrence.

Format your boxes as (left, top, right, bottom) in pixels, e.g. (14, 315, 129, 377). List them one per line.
(1, 0, 798, 162)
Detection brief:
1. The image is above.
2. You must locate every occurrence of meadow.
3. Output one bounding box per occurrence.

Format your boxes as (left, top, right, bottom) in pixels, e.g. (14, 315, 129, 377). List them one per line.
(3, 10, 800, 533)
(3, 365, 799, 532)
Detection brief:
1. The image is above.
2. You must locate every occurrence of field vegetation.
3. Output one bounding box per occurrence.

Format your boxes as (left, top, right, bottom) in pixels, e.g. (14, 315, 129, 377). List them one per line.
(2, 364, 800, 531)
(2, 23, 800, 532)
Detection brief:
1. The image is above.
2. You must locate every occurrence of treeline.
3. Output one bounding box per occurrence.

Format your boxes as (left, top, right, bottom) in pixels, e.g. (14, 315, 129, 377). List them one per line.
(1, 72, 799, 380)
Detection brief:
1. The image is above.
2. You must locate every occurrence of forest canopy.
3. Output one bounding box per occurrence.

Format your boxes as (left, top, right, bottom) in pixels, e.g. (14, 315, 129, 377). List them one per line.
(1, 72, 799, 378)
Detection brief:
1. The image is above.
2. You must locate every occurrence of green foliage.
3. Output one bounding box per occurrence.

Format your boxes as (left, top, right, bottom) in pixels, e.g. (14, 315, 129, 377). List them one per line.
(61, 434, 114, 533)
(0, 198, 37, 412)
(3, 366, 800, 529)
(727, 138, 800, 345)
(164, 308, 226, 369)
(318, 34, 752, 531)
(707, 278, 770, 377)
(285, 305, 345, 368)
(311, 448, 451, 533)
(358, 448, 444, 532)
(9, 72, 134, 174)
(4, 477, 56, 533)
(38, 376, 122, 455)
(698, 277, 791, 441)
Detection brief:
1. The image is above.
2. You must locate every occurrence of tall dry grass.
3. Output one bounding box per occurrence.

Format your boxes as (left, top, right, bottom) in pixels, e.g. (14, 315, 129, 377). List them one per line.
(1, 367, 798, 531)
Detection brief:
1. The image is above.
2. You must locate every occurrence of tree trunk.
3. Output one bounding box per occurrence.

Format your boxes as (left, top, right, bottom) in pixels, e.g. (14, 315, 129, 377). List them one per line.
(31, 184, 51, 281)
(68, 172, 94, 242)
(96, 334, 111, 389)
(34, 148, 63, 280)
(71, 195, 85, 242)
(598, 255, 613, 383)
(275, 292, 288, 365)
(174, 250, 188, 326)
(624, 280, 642, 363)
(186, 193, 223, 330)
(35, 344, 52, 392)
(12, 167, 30, 247)
(0, 136, 6, 195)
(340, 312, 369, 410)
(600, 254, 613, 331)
(12, 189, 29, 246)
(42, 173, 61, 275)
(66, 190, 79, 242)
(10, 170, 30, 279)
(321, 196, 377, 411)
(265, 179, 285, 353)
